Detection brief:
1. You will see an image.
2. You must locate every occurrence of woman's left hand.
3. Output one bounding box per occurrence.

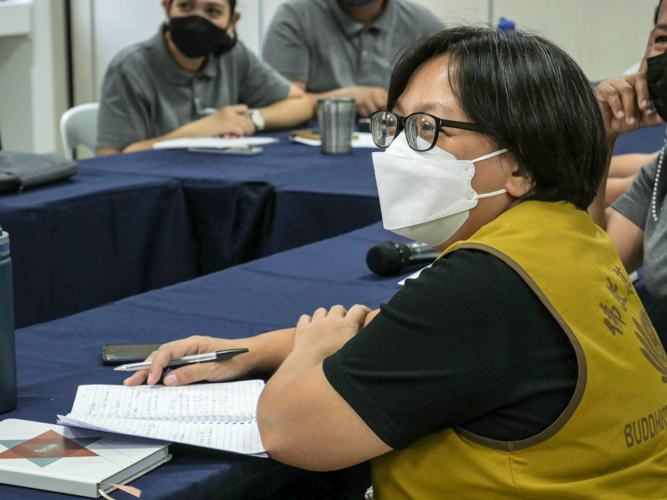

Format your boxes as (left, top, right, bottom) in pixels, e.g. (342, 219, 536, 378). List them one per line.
(293, 304, 371, 358)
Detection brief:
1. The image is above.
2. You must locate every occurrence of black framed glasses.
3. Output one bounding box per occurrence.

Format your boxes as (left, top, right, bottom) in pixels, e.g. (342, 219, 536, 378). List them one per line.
(370, 110, 481, 152)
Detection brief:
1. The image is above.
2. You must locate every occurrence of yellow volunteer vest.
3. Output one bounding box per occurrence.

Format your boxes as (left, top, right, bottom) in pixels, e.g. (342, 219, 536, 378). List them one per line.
(372, 201, 667, 500)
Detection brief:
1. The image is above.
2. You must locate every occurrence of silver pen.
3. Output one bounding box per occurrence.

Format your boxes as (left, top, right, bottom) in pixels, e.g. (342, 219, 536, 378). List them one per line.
(113, 348, 249, 372)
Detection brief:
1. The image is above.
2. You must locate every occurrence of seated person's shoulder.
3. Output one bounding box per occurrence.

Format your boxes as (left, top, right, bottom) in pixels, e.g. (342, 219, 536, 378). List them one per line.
(104, 37, 157, 82)
(271, 0, 328, 26)
(394, 0, 443, 31)
(402, 248, 521, 307)
(429, 248, 512, 285)
(277, 0, 328, 13)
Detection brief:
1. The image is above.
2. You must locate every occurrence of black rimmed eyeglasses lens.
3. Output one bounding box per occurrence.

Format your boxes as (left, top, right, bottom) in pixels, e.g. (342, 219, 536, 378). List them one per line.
(370, 110, 481, 152)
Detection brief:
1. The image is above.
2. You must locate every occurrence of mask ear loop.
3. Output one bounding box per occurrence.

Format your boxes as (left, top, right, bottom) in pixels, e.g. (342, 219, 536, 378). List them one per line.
(471, 148, 510, 199)
(651, 131, 667, 222)
(471, 148, 508, 163)
(476, 189, 508, 199)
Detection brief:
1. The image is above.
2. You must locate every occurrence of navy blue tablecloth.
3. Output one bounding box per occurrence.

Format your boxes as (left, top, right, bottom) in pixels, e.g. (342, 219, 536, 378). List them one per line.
(79, 133, 382, 270)
(259, 146, 381, 256)
(1, 135, 381, 329)
(0, 172, 197, 328)
(5, 123, 659, 332)
(0, 222, 408, 499)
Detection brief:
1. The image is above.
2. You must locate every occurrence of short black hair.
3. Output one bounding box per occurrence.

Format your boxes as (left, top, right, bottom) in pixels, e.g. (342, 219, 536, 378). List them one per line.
(169, 0, 236, 13)
(387, 26, 607, 211)
(657, 0, 664, 25)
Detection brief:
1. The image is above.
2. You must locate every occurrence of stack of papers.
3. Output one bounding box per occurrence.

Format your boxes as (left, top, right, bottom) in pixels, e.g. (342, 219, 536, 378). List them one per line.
(153, 137, 279, 150)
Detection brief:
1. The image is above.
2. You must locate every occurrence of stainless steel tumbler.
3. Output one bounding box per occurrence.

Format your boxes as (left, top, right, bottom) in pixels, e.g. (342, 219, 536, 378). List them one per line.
(317, 97, 356, 154)
(0, 227, 16, 414)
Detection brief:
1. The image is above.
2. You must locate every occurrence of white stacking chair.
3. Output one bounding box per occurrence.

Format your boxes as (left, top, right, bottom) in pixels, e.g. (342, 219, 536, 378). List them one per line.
(60, 103, 100, 160)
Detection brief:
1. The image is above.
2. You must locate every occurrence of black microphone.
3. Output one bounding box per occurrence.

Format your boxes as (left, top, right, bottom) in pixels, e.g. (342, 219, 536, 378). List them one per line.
(366, 241, 441, 276)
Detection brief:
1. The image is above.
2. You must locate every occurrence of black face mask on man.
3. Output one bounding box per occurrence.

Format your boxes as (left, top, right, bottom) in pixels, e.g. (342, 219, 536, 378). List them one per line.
(646, 50, 667, 121)
(167, 15, 237, 59)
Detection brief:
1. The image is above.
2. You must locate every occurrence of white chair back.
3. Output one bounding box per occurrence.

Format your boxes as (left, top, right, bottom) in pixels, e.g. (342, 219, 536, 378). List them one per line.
(60, 103, 100, 160)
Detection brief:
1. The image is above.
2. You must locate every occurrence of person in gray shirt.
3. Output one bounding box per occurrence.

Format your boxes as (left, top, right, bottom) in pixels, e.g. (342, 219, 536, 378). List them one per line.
(590, 0, 667, 335)
(263, 0, 442, 117)
(97, 0, 312, 156)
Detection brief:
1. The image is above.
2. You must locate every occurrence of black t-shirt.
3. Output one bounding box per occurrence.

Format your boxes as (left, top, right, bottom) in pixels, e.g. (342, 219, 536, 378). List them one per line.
(322, 249, 578, 450)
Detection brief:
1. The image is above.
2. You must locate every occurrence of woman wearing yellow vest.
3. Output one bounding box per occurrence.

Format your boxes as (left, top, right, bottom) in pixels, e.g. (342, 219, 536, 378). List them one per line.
(126, 27, 667, 498)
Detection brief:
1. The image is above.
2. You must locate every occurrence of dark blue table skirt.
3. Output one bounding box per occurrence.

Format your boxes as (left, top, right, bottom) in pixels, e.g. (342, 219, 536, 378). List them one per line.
(4, 123, 658, 331)
(1, 135, 380, 329)
(79, 133, 382, 268)
(0, 172, 197, 328)
(1, 222, 406, 499)
(260, 151, 381, 256)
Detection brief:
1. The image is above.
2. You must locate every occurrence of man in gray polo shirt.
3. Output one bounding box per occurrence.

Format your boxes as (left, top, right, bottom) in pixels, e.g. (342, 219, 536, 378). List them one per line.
(97, 0, 312, 155)
(263, 0, 442, 117)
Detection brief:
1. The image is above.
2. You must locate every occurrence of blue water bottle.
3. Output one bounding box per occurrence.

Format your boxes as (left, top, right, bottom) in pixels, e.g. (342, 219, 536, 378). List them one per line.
(497, 17, 516, 31)
(0, 224, 16, 414)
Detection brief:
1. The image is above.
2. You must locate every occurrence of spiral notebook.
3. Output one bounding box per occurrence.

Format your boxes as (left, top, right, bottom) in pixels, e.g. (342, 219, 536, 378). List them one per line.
(57, 380, 267, 458)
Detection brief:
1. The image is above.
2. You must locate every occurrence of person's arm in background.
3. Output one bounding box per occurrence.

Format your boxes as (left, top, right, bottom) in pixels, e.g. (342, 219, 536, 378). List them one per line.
(121, 85, 312, 155)
(590, 73, 663, 272)
(262, 3, 387, 117)
(609, 152, 658, 177)
(605, 176, 637, 207)
(259, 84, 313, 129)
(605, 152, 658, 205)
(290, 82, 387, 118)
(118, 105, 256, 154)
(98, 147, 122, 156)
(96, 58, 256, 156)
(118, 114, 252, 154)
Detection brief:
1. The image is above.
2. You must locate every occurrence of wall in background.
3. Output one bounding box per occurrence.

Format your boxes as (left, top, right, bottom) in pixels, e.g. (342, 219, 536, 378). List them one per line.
(33, 0, 68, 155)
(494, 0, 656, 82)
(70, 0, 165, 105)
(403, 0, 656, 81)
(0, 0, 67, 155)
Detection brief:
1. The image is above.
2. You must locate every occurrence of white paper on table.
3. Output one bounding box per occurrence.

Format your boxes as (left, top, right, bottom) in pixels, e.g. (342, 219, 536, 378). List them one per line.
(290, 136, 321, 147)
(153, 137, 279, 150)
(398, 264, 432, 286)
(290, 132, 379, 148)
(353, 132, 380, 148)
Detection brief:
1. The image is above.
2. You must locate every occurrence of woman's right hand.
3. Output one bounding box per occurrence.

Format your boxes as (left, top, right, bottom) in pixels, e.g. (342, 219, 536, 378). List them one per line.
(595, 73, 664, 140)
(123, 336, 259, 387)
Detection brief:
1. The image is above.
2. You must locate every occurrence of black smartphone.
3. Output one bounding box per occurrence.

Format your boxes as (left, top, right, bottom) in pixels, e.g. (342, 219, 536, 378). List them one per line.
(102, 343, 162, 365)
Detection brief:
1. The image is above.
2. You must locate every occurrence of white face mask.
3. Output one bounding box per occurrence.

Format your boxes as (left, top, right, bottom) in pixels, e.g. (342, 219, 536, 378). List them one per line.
(372, 134, 508, 247)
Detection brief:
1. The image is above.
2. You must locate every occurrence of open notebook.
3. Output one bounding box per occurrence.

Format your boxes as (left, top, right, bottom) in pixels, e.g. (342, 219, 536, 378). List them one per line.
(58, 380, 267, 457)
